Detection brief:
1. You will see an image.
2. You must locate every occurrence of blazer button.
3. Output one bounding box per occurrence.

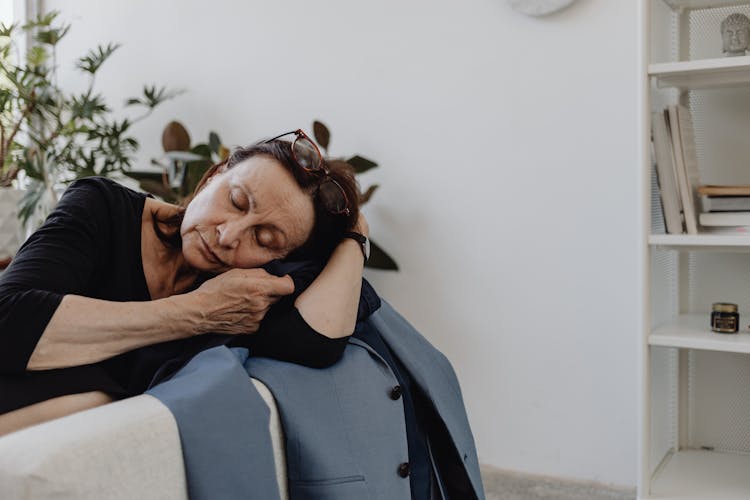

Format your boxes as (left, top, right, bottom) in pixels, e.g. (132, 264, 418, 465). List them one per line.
(390, 385, 402, 400)
(398, 462, 410, 478)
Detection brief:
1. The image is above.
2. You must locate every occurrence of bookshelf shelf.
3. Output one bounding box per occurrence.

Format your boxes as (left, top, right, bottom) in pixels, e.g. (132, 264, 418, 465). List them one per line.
(650, 314, 750, 354)
(651, 449, 750, 499)
(661, 0, 750, 10)
(649, 56, 750, 90)
(648, 234, 750, 252)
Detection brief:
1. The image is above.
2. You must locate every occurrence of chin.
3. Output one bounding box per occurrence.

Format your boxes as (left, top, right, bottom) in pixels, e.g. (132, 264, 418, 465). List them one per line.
(182, 242, 223, 272)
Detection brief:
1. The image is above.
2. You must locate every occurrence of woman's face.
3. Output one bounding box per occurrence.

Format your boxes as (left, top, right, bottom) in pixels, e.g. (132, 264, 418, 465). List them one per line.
(181, 155, 315, 272)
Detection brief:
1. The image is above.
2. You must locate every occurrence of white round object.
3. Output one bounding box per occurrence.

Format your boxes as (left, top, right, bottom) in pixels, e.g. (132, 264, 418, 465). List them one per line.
(508, 0, 576, 16)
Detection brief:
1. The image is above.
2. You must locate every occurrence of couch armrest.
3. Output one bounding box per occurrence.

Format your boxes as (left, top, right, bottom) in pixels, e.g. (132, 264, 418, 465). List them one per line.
(0, 379, 287, 500)
(0, 394, 187, 499)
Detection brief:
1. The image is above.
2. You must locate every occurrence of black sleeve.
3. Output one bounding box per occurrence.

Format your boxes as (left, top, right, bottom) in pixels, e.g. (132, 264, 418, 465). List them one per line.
(228, 260, 351, 369)
(0, 179, 111, 374)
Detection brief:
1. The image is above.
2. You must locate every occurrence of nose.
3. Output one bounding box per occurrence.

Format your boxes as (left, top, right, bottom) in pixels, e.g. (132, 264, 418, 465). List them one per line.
(216, 219, 245, 249)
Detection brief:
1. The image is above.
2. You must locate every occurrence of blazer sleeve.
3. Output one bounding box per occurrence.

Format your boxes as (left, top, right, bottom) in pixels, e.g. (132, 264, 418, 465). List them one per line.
(0, 179, 112, 374)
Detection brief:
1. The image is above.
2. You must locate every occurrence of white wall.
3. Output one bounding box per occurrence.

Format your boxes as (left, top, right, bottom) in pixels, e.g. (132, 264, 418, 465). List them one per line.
(45, 0, 639, 488)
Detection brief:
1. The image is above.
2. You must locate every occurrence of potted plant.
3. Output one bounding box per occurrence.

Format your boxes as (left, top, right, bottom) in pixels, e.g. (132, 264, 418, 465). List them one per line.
(0, 11, 178, 240)
(124, 121, 228, 205)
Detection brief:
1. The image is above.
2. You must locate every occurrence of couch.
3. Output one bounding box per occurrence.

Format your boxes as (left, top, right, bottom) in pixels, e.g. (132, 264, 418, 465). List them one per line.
(0, 379, 288, 500)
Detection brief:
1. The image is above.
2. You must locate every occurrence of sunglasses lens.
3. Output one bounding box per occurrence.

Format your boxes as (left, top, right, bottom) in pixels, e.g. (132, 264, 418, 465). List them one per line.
(293, 137, 322, 171)
(318, 179, 348, 214)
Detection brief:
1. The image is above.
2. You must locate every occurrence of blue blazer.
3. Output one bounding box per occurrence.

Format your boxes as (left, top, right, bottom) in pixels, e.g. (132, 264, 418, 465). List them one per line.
(148, 299, 485, 500)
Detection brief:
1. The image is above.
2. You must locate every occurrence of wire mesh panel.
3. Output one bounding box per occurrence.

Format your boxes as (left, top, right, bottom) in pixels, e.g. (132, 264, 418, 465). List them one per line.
(651, 346, 679, 473)
(688, 88, 750, 186)
(688, 349, 750, 454)
(650, 0, 679, 64)
(689, 5, 750, 61)
(688, 253, 750, 314)
(653, 252, 679, 322)
(651, 249, 680, 471)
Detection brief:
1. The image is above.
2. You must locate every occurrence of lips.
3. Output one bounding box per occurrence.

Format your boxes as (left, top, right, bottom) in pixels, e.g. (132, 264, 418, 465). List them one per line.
(197, 232, 224, 266)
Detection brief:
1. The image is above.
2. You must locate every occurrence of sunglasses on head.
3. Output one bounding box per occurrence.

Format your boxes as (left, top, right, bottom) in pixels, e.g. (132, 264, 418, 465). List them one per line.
(265, 129, 351, 216)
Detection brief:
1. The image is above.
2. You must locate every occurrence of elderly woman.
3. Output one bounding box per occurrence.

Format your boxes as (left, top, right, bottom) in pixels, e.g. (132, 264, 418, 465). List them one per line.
(0, 130, 368, 433)
(0, 130, 484, 500)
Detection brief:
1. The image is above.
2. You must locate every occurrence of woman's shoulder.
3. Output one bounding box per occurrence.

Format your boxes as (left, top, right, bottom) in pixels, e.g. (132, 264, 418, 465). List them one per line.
(65, 176, 148, 200)
(60, 176, 150, 213)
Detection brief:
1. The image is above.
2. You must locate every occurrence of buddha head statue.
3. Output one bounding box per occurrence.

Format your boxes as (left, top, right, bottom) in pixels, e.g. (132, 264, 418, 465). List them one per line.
(721, 13, 750, 56)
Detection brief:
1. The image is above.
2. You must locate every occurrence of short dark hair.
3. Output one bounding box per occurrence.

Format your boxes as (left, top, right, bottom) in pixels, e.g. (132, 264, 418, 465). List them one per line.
(152, 138, 360, 262)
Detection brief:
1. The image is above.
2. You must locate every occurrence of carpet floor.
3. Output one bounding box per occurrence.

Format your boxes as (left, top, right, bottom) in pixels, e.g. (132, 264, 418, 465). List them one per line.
(481, 465, 636, 500)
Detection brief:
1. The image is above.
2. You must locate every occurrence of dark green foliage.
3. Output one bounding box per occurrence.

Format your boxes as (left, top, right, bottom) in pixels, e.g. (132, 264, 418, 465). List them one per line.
(0, 10, 178, 224)
(346, 155, 378, 174)
(313, 120, 330, 152)
(366, 239, 399, 271)
(126, 124, 220, 205)
(77, 43, 120, 74)
(310, 120, 398, 271)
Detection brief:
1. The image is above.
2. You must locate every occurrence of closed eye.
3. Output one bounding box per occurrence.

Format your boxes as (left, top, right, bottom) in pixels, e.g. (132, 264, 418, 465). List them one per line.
(230, 190, 247, 211)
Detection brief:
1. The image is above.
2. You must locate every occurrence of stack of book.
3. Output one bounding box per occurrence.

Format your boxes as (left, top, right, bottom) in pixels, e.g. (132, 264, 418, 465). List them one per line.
(698, 185, 750, 233)
(651, 105, 701, 234)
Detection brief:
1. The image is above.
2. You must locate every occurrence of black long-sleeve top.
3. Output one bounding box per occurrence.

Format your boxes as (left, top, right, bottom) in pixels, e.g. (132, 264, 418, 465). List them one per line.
(0, 177, 349, 414)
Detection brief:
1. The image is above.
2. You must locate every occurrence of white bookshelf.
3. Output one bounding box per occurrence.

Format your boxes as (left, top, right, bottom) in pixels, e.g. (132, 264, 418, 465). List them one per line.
(651, 450, 750, 499)
(650, 314, 750, 353)
(650, 56, 750, 89)
(640, 0, 750, 498)
(661, 0, 750, 10)
(649, 234, 750, 252)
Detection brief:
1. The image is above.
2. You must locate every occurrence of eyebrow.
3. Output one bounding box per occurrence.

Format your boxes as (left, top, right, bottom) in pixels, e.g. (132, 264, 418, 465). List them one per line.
(235, 181, 289, 247)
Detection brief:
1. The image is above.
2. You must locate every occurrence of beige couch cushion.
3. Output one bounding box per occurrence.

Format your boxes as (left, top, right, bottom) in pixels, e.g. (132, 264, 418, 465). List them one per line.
(0, 380, 287, 499)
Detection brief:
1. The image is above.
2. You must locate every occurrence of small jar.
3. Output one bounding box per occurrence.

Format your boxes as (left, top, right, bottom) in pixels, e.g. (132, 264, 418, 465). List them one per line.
(711, 303, 739, 333)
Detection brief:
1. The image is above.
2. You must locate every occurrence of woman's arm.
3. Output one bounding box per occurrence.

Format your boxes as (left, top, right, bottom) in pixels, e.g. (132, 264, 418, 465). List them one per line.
(294, 215, 369, 339)
(24, 269, 293, 371)
(0, 178, 293, 373)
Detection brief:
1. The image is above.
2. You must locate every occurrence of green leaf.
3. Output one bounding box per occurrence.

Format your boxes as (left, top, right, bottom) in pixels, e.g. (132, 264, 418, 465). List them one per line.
(136, 85, 184, 109)
(0, 22, 16, 38)
(33, 25, 70, 46)
(22, 11, 59, 30)
(366, 239, 398, 271)
(76, 43, 120, 74)
(208, 132, 221, 154)
(125, 98, 142, 106)
(70, 92, 108, 119)
(346, 155, 378, 174)
(18, 183, 44, 225)
(313, 120, 330, 151)
(26, 46, 48, 67)
(182, 160, 211, 196)
(191, 143, 212, 158)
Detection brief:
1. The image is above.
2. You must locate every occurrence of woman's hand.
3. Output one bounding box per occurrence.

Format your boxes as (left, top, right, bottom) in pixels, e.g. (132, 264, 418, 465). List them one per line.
(188, 268, 294, 335)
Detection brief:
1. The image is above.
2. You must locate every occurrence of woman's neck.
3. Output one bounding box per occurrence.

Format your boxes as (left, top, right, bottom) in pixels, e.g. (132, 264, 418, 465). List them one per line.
(141, 198, 201, 300)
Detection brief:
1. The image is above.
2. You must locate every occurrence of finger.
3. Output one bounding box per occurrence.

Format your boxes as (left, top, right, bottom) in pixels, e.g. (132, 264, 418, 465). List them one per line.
(264, 275, 295, 297)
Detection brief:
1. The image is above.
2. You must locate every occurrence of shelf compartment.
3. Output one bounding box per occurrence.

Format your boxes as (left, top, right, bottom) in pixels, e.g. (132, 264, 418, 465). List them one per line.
(649, 234, 750, 252)
(661, 0, 750, 10)
(649, 56, 750, 90)
(650, 314, 750, 354)
(650, 449, 750, 498)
